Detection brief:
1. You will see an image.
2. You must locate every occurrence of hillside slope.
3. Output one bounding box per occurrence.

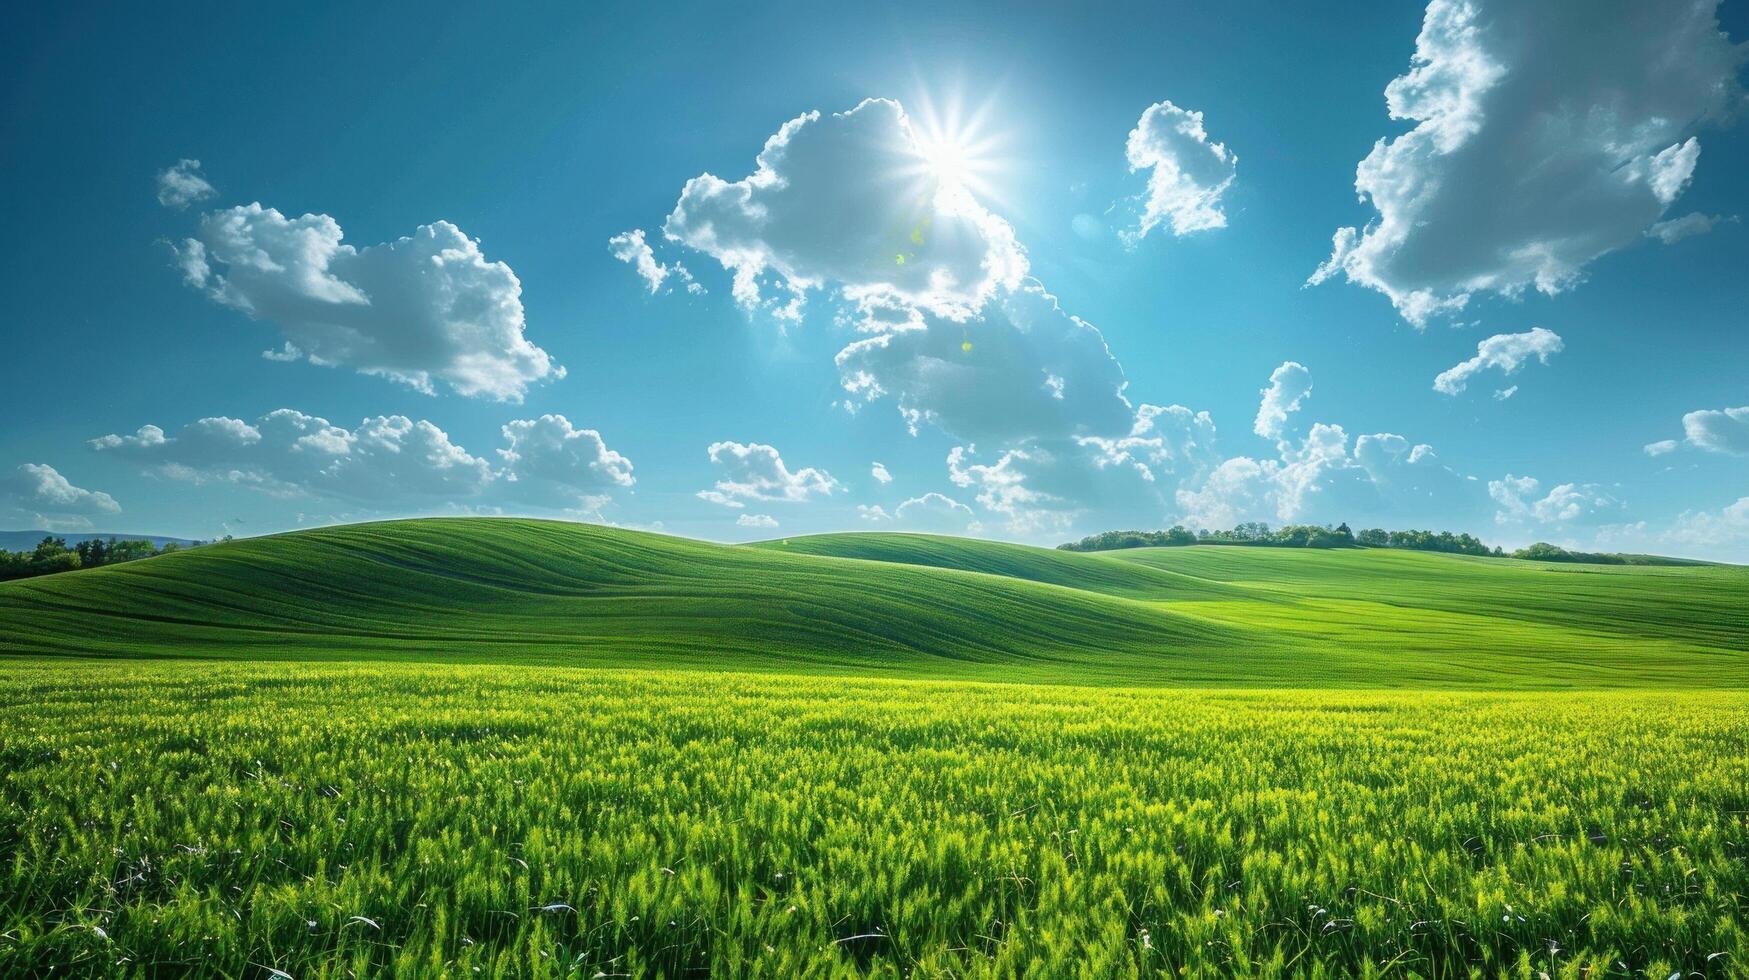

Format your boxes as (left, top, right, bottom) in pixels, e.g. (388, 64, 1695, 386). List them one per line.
(2, 519, 1745, 687)
(763, 533, 1749, 656)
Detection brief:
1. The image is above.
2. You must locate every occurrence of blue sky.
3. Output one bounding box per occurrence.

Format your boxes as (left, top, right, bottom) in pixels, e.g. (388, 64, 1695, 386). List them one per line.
(4, 1, 1748, 559)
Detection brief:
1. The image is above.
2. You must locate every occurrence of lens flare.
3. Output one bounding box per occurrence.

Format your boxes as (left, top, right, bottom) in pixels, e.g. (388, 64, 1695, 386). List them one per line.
(901, 86, 1011, 212)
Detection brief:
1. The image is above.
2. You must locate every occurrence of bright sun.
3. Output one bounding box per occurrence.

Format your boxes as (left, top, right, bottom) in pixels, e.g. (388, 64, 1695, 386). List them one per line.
(918, 134, 975, 190)
(905, 87, 1010, 209)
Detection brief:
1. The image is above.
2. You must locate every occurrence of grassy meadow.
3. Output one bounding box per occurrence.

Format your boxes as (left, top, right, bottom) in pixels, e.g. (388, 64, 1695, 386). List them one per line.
(2, 518, 1747, 976)
(2, 518, 1745, 687)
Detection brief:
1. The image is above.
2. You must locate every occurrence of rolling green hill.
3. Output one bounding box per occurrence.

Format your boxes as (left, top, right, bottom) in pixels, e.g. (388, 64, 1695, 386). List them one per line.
(6, 520, 1749, 976)
(1, 517, 1744, 687)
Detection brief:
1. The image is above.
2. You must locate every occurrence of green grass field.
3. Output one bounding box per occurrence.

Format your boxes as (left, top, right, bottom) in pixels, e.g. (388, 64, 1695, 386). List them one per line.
(2, 518, 1747, 976)
(3, 518, 1746, 686)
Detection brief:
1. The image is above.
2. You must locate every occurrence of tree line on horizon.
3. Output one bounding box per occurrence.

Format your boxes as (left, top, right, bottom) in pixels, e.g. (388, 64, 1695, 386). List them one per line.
(1056, 523, 1659, 564)
(0, 535, 216, 582)
(0, 523, 1689, 585)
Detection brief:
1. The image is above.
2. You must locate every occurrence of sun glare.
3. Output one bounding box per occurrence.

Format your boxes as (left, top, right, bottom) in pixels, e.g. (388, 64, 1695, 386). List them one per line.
(905, 86, 1011, 211)
(918, 134, 976, 191)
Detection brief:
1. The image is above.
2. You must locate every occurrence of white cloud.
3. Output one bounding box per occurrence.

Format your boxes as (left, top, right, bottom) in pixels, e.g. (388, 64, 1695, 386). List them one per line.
(1076, 403, 1221, 492)
(1665, 497, 1749, 554)
(650, 98, 1188, 539)
(90, 409, 633, 513)
(1643, 439, 1680, 457)
(1174, 457, 1276, 531)
(836, 282, 1136, 445)
(1577, 497, 1749, 563)
(697, 441, 839, 507)
(2, 463, 121, 530)
(1490, 474, 1625, 526)
(1433, 327, 1563, 396)
(870, 461, 893, 484)
(174, 203, 562, 400)
(947, 446, 1066, 533)
(845, 285, 1225, 534)
(92, 410, 492, 501)
(155, 159, 216, 210)
(893, 492, 981, 534)
(1640, 406, 1749, 457)
(608, 228, 670, 293)
(1646, 211, 1738, 244)
(1122, 100, 1237, 240)
(857, 504, 892, 522)
(1307, 0, 1746, 325)
(944, 402, 1226, 537)
(663, 97, 1027, 324)
(1177, 391, 1484, 532)
(608, 228, 698, 294)
(736, 513, 778, 529)
(1494, 386, 1518, 401)
(1254, 361, 1312, 440)
(1176, 360, 1485, 531)
(1682, 406, 1749, 455)
(652, 99, 1502, 542)
(497, 415, 635, 510)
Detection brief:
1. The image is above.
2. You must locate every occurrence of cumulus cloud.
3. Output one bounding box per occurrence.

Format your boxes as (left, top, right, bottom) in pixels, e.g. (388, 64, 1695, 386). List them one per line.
(90, 409, 631, 513)
(663, 97, 1027, 324)
(92, 410, 492, 500)
(1433, 327, 1563, 396)
(893, 492, 981, 534)
(870, 461, 893, 484)
(652, 99, 1505, 540)
(947, 446, 1065, 533)
(608, 228, 699, 294)
(173, 203, 562, 400)
(836, 282, 1135, 445)
(1490, 474, 1625, 526)
(736, 513, 778, 529)
(1307, 0, 1747, 325)
(1646, 211, 1738, 244)
(1254, 361, 1312, 440)
(1664, 496, 1749, 554)
(1176, 424, 1358, 530)
(2, 463, 121, 529)
(156, 159, 216, 209)
(697, 441, 839, 508)
(648, 98, 1197, 537)
(1680, 406, 1749, 454)
(1122, 100, 1237, 240)
(943, 402, 1226, 535)
(1643, 439, 1680, 457)
(1175, 363, 1485, 530)
(497, 415, 635, 510)
(1586, 496, 1749, 563)
(1642, 406, 1749, 456)
(857, 504, 892, 522)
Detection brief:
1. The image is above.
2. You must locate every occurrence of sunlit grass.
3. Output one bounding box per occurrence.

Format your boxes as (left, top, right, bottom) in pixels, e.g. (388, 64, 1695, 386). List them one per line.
(4, 519, 1747, 975)
(2, 518, 1745, 687)
(1, 662, 1744, 977)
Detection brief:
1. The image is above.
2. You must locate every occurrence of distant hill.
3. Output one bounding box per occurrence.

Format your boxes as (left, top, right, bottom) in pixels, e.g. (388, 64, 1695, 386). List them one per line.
(2, 518, 1745, 688)
(0, 530, 202, 552)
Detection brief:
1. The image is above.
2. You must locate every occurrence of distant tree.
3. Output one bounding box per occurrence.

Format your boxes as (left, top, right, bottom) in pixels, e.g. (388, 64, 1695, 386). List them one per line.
(1512, 542, 1627, 565)
(1058, 526, 1197, 552)
(75, 537, 108, 567)
(0, 535, 172, 581)
(1064, 522, 1505, 556)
